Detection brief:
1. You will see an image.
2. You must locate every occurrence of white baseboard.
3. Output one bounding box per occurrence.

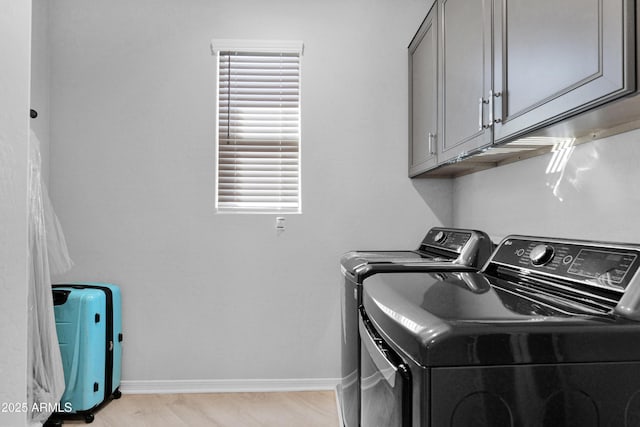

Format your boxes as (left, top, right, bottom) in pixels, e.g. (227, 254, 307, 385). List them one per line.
(119, 378, 340, 395)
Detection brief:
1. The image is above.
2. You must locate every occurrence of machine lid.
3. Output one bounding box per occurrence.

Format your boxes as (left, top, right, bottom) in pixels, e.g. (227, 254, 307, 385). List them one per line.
(340, 250, 429, 273)
(362, 270, 640, 367)
(340, 227, 494, 279)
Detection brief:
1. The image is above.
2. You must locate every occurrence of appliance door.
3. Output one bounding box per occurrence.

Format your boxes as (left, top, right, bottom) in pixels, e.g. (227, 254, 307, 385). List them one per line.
(340, 251, 437, 427)
(340, 273, 359, 427)
(359, 310, 411, 427)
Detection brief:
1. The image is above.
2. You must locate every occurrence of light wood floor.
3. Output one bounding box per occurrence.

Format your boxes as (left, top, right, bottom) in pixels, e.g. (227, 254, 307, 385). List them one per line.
(64, 391, 340, 426)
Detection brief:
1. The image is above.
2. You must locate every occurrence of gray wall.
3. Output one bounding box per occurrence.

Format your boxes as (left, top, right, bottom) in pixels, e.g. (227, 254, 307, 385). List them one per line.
(31, 0, 51, 185)
(48, 0, 452, 386)
(453, 129, 640, 244)
(0, 1, 31, 426)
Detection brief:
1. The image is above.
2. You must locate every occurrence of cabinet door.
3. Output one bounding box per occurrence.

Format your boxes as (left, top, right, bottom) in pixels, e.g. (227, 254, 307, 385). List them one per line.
(493, 0, 635, 143)
(409, 6, 438, 176)
(438, 0, 493, 163)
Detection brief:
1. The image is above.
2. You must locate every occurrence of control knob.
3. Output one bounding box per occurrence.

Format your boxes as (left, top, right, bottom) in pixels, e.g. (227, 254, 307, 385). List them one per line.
(434, 231, 447, 243)
(529, 244, 555, 266)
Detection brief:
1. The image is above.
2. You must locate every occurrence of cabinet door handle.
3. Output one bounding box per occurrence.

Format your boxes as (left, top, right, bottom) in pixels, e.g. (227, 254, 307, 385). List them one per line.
(487, 90, 494, 128)
(493, 91, 502, 124)
(478, 97, 489, 130)
(428, 132, 436, 155)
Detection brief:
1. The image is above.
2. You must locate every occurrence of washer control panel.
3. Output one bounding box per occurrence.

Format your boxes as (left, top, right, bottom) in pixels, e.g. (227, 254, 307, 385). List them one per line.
(529, 244, 555, 266)
(420, 228, 472, 254)
(491, 237, 640, 291)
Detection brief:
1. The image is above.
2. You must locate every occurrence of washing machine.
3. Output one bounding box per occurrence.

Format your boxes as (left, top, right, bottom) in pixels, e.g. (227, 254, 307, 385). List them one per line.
(339, 227, 494, 427)
(360, 235, 640, 426)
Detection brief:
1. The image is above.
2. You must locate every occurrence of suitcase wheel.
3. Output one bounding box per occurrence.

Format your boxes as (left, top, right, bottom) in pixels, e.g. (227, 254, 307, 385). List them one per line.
(84, 413, 95, 423)
(113, 388, 122, 399)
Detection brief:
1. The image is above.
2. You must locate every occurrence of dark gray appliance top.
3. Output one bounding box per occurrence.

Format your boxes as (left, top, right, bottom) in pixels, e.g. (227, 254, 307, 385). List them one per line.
(341, 227, 494, 282)
(362, 235, 640, 368)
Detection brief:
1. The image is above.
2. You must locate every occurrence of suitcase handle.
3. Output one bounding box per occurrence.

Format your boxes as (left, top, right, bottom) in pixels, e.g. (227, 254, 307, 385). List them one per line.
(52, 290, 71, 305)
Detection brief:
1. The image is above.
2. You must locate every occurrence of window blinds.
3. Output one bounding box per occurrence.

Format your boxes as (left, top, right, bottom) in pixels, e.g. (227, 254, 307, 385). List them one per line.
(216, 49, 301, 213)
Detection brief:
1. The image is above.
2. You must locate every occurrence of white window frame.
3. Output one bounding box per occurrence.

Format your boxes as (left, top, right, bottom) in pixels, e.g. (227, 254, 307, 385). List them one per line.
(211, 39, 303, 214)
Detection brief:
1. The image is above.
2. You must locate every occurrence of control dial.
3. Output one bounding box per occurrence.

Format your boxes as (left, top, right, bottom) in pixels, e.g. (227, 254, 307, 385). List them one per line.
(434, 231, 446, 243)
(529, 244, 555, 266)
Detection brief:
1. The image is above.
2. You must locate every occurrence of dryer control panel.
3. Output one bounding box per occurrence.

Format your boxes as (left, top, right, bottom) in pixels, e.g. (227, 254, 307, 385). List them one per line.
(419, 228, 472, 253)
(418, 228, 494, 269)
(490, 237, 640, 292)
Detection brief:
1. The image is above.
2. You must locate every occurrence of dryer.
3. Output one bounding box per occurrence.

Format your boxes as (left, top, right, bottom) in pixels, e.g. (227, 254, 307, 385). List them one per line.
(339, 227, 493, 427)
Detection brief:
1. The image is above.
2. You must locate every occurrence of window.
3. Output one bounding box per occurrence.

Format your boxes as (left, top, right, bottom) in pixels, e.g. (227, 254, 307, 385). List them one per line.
(211, 40, 303, 213)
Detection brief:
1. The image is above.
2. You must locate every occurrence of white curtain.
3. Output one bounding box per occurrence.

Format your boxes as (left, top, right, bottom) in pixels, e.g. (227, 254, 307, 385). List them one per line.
(27, 129, 73, 423)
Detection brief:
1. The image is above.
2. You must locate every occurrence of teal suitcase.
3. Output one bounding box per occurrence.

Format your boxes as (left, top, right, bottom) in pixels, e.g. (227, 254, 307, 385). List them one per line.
(51, 283, 122, 423)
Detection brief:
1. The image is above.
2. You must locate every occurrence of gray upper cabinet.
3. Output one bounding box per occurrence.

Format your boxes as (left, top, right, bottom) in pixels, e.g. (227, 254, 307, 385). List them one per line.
(437, 0, 493, 164)
(410, 0, 636, 177)
(492, 0, 635, 143)
(409, 5, 438, 176)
